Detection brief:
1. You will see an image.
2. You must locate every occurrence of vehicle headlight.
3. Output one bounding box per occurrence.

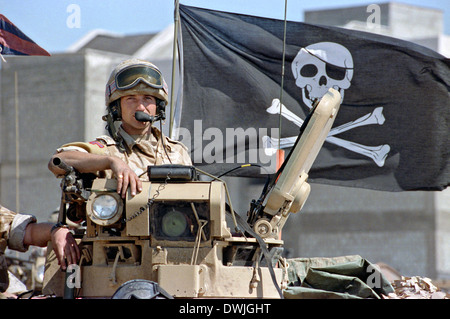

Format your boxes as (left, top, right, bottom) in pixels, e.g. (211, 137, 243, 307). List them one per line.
(87, 193, 123, 226)
(93, 195, 118, 220)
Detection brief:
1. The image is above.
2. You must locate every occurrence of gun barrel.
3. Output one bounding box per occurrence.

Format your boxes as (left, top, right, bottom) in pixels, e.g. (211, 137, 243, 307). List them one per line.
(53, 157, 74, 174)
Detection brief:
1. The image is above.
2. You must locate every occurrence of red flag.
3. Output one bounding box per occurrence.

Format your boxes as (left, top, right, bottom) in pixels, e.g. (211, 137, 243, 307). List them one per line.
(0, 14, 50, 56)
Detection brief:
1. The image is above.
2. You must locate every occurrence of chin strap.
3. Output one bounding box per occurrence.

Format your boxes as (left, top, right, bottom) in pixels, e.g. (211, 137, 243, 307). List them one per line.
(102, 112, 130, 154)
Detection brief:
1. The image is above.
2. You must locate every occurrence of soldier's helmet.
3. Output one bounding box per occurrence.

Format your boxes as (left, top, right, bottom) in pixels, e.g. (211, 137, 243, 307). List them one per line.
(105, 59, 169, 120)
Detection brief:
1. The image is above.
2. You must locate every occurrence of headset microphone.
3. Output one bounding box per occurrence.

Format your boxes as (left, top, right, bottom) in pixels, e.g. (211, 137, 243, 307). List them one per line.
(135, 111, 155, 123)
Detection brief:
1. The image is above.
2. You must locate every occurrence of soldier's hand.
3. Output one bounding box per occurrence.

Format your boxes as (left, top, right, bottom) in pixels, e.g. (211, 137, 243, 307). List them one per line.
(109, 157, 143, 198)
(51, 227, 80, 270)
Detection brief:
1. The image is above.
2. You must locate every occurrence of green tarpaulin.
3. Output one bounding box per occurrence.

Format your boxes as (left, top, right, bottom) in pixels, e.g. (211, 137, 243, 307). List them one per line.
(284, 255, 394, 299)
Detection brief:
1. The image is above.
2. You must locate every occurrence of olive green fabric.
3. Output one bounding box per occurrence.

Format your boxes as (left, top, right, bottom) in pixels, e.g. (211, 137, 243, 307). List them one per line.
(284, 255, 394, 299)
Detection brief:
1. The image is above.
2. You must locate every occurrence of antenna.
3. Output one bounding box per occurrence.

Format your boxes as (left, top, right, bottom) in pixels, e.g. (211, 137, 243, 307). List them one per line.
(169, 0, 180, 139)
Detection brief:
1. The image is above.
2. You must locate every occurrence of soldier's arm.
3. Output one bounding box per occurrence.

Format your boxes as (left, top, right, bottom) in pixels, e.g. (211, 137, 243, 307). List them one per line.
(48, 151, 142, 198)
(22, 222, 53, 247)
(48, 150, 111, 176)
(1, 205, 80, 270)
(23, 222, 80, 270)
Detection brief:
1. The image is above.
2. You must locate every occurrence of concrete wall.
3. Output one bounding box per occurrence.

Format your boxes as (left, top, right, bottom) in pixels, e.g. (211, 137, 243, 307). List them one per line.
(281, 184, 446, 279)
(0, 49, 177, 222)
(304, 2, 446, 56)
(435, 189, 450, 278)
(304, 4, 390, 29)
(304, 3, 442, 38)
(0, 50, 128, 222)
(1, 54, 85, 220)
(388, 2, 443, 39)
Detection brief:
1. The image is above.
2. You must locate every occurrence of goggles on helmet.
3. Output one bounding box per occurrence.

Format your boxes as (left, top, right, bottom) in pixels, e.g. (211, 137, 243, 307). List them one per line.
(107, 64, 164, 97)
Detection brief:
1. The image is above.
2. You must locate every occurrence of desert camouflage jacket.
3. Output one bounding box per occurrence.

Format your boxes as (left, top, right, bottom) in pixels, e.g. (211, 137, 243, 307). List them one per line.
(0, 205, 36, 292)
(56, 125, 192, 179)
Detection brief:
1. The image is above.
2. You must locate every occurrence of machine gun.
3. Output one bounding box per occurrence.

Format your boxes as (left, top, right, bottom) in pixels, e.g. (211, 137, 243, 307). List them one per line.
(42, 88, 341, 299)
(52, 157, 95, 226)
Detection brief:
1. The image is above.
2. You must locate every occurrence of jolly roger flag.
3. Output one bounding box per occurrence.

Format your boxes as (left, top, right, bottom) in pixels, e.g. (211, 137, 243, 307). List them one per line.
(176, 4, 450, 192)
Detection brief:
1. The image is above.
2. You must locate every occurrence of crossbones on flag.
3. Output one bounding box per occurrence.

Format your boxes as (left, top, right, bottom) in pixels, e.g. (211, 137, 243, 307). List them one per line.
(0, 14, 50, 56)
(176, 4, 450, 192)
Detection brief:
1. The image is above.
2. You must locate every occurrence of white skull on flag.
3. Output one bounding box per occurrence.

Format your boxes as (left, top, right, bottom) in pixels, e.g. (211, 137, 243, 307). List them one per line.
(291, 42, 354, 108)
(263, 41, 390, 167)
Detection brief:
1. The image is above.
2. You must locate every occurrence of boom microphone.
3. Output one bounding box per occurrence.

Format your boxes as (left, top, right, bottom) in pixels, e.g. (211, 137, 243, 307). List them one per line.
(135, 111, 155, 122)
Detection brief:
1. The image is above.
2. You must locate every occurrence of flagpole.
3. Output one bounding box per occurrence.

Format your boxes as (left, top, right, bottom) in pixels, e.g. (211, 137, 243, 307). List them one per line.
(276, 0, 288, 171)
(274, 0, 288, 240)
(14, 71, 20, 212)
(169, 0, 180, 139)
(0, 47, 6, 63)
(278, 0, 288, 151)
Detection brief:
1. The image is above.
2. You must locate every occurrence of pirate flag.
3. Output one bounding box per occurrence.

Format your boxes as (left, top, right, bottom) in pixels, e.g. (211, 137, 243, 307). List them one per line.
(175, 4, 450, 192)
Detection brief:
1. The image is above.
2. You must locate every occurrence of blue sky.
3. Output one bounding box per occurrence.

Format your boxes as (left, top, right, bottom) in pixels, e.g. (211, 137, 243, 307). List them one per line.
(1, 0, 449, 53)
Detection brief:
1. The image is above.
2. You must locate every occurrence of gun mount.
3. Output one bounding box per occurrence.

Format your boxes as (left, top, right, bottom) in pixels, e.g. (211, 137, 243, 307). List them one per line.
(247, 88, 341, 240)
(42, 88, 341, 298)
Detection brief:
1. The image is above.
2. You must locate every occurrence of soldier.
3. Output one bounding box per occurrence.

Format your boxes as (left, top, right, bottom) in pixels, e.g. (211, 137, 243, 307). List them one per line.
(48, 59, 192, 198)
(0, 204, 80, 297)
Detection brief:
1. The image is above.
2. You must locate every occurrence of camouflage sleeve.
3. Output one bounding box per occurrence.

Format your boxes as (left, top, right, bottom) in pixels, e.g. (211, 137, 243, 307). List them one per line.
(178, 145, 193, 166)
(165, 137, 193, 166)
(56, 140, 108, 155)
(0, 205, 15, 236)
(0, 205, 36, 252)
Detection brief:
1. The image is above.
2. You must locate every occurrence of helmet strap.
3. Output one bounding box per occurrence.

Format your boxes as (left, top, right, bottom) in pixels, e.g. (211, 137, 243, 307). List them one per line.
(104, 100, 130, 154)
(156, 99, 166, 121)
(108, 100, 122, 121)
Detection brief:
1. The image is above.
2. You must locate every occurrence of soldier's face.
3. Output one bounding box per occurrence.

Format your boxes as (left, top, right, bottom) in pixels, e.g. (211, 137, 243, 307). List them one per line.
(120, 94, 157, 135)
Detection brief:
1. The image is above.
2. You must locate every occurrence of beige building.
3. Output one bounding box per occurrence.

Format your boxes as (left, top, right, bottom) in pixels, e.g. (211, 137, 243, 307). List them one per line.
(304, 2, 450, 57)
